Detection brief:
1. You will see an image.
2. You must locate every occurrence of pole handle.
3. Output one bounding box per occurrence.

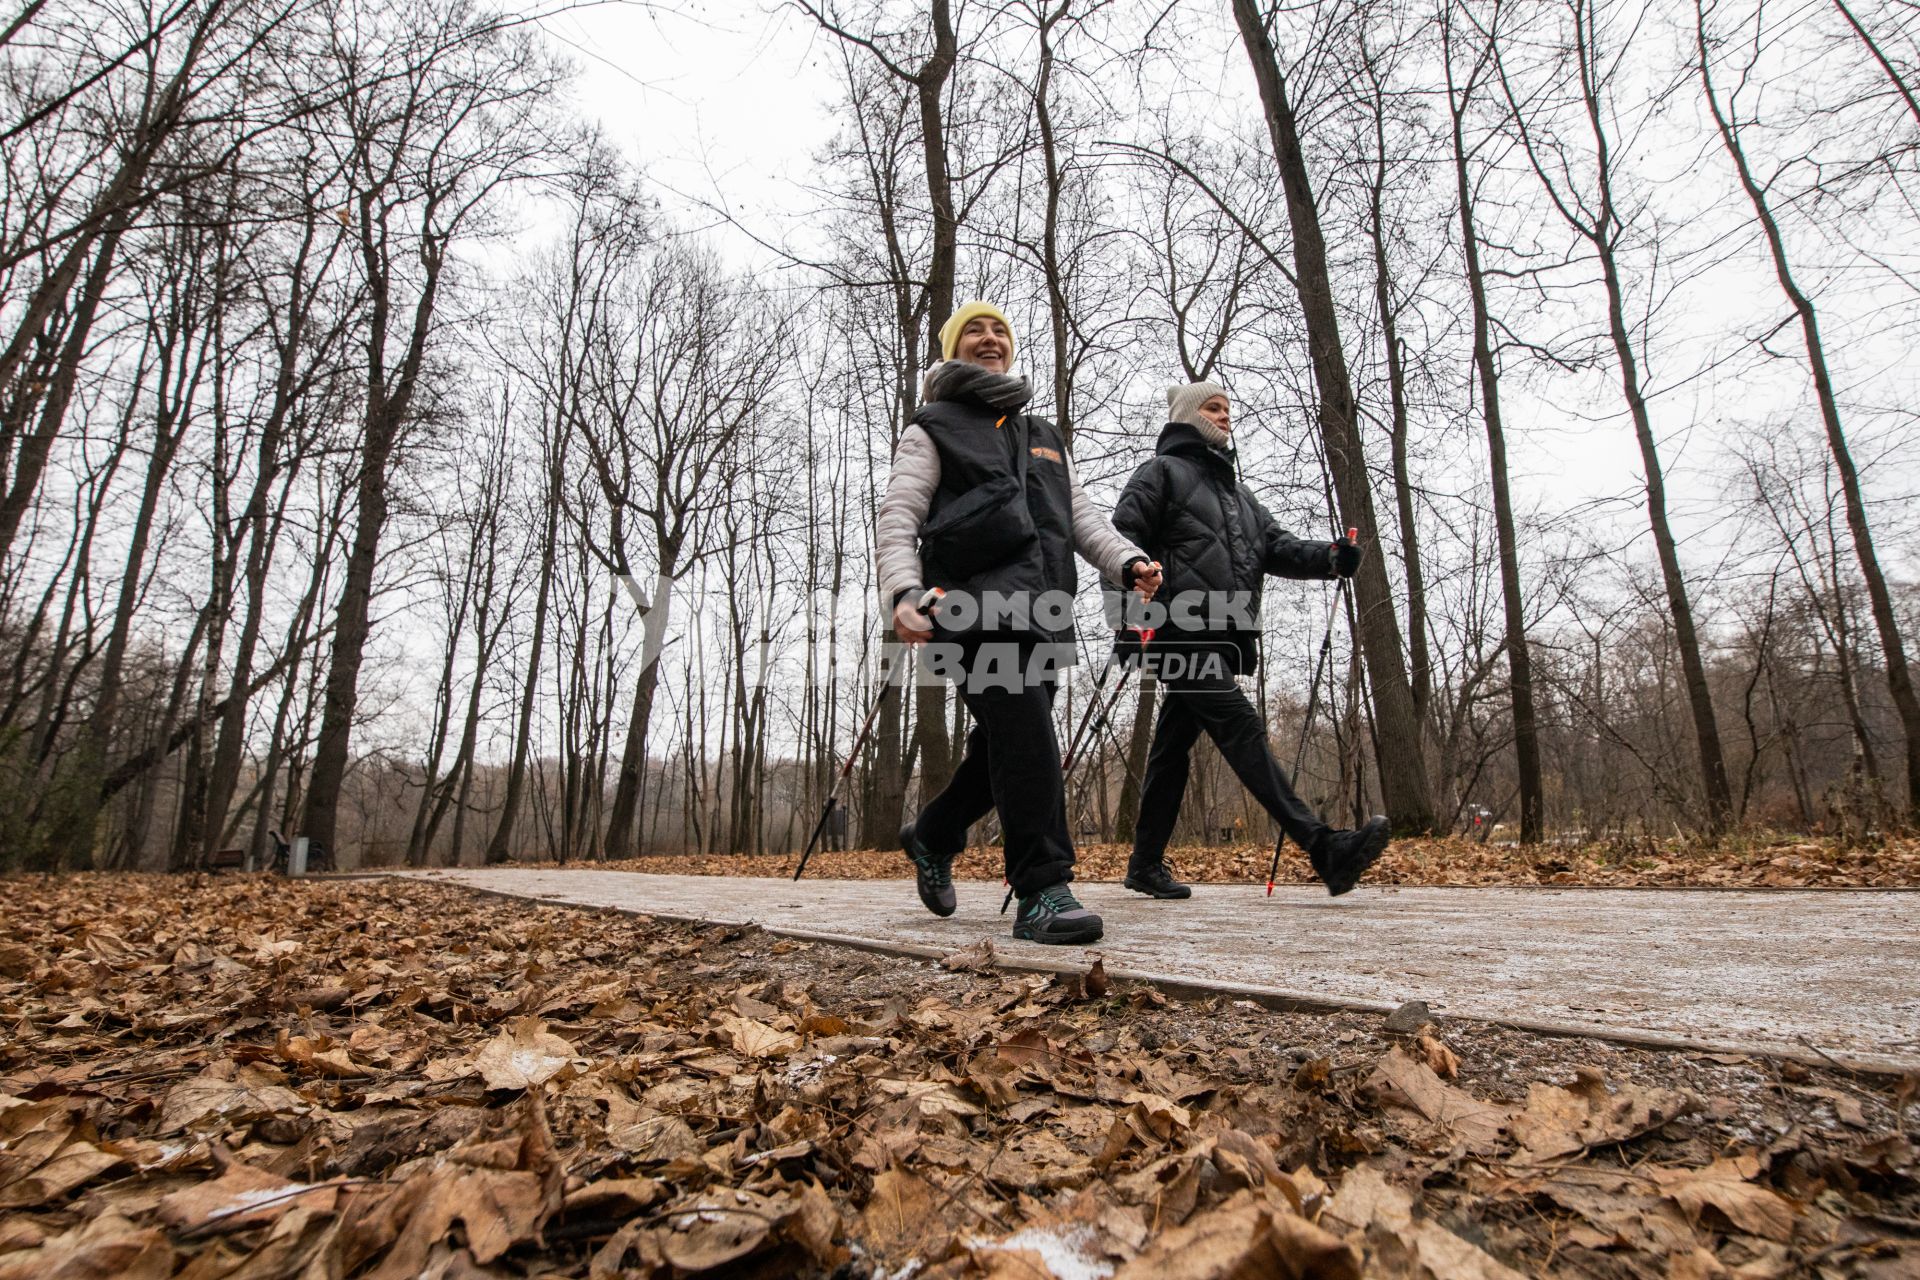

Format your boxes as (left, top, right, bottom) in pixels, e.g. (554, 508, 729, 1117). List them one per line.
(1345, 526, 1358, 542)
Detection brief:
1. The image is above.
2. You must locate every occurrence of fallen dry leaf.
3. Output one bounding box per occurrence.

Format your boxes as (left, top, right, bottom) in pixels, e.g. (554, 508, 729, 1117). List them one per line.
(469, 1017, 580, 1091)
(1509, 1067, 1694, 1163)
(718, 1014, 800, 1059)
(876, 1078, 983, 1118)
(1650, 1155, 1799, 1243)
(941, 937, 997, 972)
(154, 1164, 336, 1234)
(276, 1028, 369, 1078)
(155, 1074, 309, 1135)
(0, 1102, 121, 1208)
(1519, 1165, 1700, 1254)
(1085, 955, 1110, 999)
(860, 1167, 947, 1263)
(1366, 1046, 1510, 1153)
(0, 1211, 174, 1280)
(1112, 1187, 1360, 1279)
(1412, 1030, 1460, 1079)
(1326, 1165, 1527, 1279)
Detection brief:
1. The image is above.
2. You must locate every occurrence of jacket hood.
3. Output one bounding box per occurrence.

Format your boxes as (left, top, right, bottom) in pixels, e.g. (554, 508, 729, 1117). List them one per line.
(1154, 421, 1236, 473)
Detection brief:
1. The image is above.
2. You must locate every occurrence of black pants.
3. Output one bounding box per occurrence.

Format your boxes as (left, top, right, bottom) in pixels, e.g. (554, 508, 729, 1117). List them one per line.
(913, 672, 1072, 898)
(1130, 665, 1327, 871)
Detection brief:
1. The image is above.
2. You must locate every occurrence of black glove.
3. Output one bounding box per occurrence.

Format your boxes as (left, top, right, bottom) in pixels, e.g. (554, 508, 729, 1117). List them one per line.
(1331, 537, 1361, 578)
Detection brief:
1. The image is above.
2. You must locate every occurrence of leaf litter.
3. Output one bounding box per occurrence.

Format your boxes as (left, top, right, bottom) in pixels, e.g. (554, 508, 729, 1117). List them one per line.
(0, 873, 1912, 1278)
(566, 832, 1920, 888)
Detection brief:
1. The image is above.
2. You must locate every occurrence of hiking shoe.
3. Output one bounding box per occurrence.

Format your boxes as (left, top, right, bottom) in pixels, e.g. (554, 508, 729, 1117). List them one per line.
(1123, 860, 1191, 899)
(1012, 883, 1103, 945)
(1310, 816, 1390, 896)
(901, 822, 956, 918)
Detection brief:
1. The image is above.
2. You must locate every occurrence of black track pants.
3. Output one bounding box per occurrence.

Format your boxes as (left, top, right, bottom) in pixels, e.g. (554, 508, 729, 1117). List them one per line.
(913, 677, 1073, 897)
(1129, 667, 1327, 871)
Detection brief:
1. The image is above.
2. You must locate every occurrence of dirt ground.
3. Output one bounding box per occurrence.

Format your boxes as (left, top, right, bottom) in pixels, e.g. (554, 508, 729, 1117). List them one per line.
(0, 874, 1914, 1278)
(565, 832, 1920, 889)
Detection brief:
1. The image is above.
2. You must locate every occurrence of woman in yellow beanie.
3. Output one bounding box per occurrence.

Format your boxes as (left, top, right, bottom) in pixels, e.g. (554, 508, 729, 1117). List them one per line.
(938, 301, 1013, 361)
(875, 301, 1160, 945)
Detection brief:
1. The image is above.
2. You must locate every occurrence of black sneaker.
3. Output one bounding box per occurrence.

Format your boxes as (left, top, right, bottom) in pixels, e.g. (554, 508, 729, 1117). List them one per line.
(1309, 816, 1390, 896)
(1012, 884, 1103, 945)
(1123, 860, 1191, 899)
(901, 822, 956, 918)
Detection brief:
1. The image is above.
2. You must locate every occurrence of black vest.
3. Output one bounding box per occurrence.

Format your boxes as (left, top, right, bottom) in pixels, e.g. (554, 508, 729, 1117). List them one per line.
(916, 396, 1077, 642)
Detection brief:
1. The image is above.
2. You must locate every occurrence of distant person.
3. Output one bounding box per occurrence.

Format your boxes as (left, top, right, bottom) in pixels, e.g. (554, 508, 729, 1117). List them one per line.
(1111, 380, 1389, 899)
(876, 300, 1160, 944)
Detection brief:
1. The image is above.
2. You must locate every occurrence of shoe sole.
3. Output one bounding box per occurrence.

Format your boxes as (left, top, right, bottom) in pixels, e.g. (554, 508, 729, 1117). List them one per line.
(916, 883, 956, 918)
(1013, 923, 1104, 945)
(1123, 877, 1192, 899)
(1324, 822, 1390, 897)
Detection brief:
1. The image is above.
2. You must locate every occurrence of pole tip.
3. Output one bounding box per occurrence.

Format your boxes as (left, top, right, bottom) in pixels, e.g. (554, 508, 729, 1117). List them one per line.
(1265, 880, 1275, 896)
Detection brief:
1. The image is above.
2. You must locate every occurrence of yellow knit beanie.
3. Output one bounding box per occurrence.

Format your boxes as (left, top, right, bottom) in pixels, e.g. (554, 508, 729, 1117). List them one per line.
(939, 301, 1015, 362)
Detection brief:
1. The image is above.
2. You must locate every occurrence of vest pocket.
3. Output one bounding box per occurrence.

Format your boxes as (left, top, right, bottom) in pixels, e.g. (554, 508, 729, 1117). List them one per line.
(921, 475, 1037, 578)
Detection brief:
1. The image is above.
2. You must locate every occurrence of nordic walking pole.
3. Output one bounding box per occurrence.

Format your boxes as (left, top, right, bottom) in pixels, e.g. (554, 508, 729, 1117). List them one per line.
(795, 589, 942, 882)
(1267, 530, 1357, 895)
(1059, 656, 1119, 778)
(1064, 658, 1136, 775)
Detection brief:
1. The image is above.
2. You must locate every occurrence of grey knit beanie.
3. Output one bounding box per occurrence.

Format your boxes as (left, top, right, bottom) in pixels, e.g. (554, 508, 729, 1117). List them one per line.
(1166, 381, 1230, 447)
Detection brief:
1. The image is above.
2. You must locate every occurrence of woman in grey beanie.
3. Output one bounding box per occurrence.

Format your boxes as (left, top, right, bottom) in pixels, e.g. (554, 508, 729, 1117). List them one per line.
(1110, 381, 1389, 899)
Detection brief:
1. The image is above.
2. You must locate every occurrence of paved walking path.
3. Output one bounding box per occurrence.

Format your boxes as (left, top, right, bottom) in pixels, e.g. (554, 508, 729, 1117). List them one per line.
(402, 869, 1920, 1071)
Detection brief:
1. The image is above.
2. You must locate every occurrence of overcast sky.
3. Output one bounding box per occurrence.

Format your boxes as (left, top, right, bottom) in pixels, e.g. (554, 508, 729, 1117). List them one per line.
(524, 0, 1917, 583)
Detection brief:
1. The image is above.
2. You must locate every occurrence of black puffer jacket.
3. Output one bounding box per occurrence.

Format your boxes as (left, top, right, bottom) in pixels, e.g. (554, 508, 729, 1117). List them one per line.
(1112, 422, 1335, 667)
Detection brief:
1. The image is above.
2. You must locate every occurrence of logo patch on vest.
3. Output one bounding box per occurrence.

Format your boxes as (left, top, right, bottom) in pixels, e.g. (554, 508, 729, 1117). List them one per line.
(1029, 446, 1062, 464)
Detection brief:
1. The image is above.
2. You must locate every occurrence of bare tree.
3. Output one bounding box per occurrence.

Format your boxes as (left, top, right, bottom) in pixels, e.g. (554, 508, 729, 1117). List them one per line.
(1444, 0, 1545, 842)
(1493, 0, 1735, 830)
(1699, 0, 1920, 822)
(301, 0, 563, 857)
(1230, 0, 1438, 834)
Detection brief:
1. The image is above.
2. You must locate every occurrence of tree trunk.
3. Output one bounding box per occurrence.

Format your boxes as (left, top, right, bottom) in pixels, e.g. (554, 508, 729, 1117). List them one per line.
(1600, 266, 1733, 829)
(604, 567, 674, 859)
(1362, 42, 1432, 728)
(1499, 0, 1734, 830)
(904, 0, 960, 806)
(486, 455, 560, 865)
(300, 195, 449, 855)
(1446, 25, 1545, 842)
(1230, 0, 1436, 834)
(301, 404, 402, 856)
(863, 653, 907, 845)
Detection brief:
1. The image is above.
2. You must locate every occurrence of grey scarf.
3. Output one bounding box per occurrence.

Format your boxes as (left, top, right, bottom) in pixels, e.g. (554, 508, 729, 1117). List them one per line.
(922, 359, 1032, 412)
